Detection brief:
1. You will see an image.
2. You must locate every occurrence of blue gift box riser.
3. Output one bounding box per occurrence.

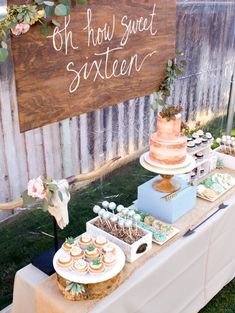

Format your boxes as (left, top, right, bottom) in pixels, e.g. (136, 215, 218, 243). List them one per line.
(137, 176, 197, 224)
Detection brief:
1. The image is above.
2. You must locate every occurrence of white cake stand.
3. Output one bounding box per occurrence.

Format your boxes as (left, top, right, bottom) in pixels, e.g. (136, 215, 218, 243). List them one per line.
(140, 152, 196, 193)
(53, 241, 125, 284)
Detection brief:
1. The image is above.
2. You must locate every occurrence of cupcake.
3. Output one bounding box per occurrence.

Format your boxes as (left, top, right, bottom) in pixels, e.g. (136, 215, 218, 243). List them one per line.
(78, 233, 93, 248)
(73, 259, 88, 274)
(187, 136, 193, 142)
(187, 141, 195, 149)
(63, 237, 75, 252)
(206, 132, 212, 140)
(70, 245, 84, 259)
(102, 243, 116, 255)
(192, 132, 199, 139)
(85, 244, 99, 260)
(197, 129, 204, 137)
(202, 135, 208, 144)
(94, 235, 108, 248)
(194, 138, 202, 146)
(89, 258, 105, 273)
(102, 252, 116, 267)
(195, 152, 203, 160)
(57, 253, 73, 268)
(144, 215, 156, 226)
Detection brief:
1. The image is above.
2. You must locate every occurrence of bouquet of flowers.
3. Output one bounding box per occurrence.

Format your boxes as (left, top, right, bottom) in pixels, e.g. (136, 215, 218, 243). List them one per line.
(22, 176, 70, 229)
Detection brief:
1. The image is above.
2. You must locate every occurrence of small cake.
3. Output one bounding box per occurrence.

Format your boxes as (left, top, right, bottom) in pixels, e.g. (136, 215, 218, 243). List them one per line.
(202, 136, 208, 144)
(57, 253, 73, 268)
(206, 132, 212, 140)
(192, 132, 199, 139)
(144, 215, 156, 226)
(195, 152, 203, 160)
(102, 243, 116, 254)
(102, 252, 116, 267)
(63, 237, 75, 252)
(197, 130, 204, 137)
(85, 244, 99, 260)
(73, 259, 88, 273)
(89, 258, 105, 273)
(78, 233, 93, 248)
(194, 138, 202, 146)
(70, 245, 84, 259)
(187, 136, 193, 142)
(187, 141, 195, 149)
(94, 235, 108, 248)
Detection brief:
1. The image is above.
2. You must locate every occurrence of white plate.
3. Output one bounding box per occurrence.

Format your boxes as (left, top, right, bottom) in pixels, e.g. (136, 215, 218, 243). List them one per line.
(144, 152, 191, 169)
(140, 152, 196, 175)
(53, 240, 125, 284)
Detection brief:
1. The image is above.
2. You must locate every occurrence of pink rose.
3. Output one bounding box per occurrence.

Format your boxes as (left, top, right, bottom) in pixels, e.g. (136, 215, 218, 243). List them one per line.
(21, 23, 30, 34)
(11, 24, 23, 36)
(28, 176, 46, 199)
(11, 23, 30, 36)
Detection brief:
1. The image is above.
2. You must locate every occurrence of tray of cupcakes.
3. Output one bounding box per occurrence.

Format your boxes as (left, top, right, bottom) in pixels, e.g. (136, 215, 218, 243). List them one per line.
(53, 233, 126, 284)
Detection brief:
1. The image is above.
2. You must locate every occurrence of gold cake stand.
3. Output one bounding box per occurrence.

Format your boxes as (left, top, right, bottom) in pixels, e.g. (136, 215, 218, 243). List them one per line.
(140, 152, 196, 193)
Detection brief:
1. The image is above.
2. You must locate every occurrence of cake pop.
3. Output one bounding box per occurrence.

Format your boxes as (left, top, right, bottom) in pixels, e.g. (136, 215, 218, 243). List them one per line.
(93, 205, 101, 214)
(117, 205, 124, 213)
(102, 201, 109, 209)
(109, 202, 116, 214)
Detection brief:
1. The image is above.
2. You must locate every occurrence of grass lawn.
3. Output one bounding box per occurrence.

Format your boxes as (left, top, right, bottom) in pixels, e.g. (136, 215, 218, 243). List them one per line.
(0, 158, 235, 312)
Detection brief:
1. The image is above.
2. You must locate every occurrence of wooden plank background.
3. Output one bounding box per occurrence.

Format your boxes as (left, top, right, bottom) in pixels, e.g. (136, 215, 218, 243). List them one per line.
(11, 0, 176, 132)
(0, 0, 235, 221)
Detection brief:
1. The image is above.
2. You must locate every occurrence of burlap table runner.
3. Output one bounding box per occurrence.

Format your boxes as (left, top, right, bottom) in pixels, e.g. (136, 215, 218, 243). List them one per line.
(35, 168, 235, 313)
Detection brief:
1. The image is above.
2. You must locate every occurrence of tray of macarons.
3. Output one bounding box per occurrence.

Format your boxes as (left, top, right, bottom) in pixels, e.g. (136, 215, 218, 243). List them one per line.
(53, 233, 126, 284)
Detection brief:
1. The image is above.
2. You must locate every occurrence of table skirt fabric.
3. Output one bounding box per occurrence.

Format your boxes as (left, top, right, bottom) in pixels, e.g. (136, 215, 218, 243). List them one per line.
(11, 196, 235, 313)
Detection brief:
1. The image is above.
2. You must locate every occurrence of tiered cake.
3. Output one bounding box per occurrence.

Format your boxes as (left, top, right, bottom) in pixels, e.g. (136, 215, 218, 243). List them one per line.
(149, 113, 187, 165)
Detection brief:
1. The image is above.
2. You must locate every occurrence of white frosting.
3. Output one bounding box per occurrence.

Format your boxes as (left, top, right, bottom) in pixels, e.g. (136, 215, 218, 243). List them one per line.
(104, 252, 115, 263)
(81, 233, 92, 243)
(103, 243, 114, 252)
(71, 246, 82, 256)
(59, 253, 71, 263)
(74, 259, 87, 270)
(91, 263, 102, 269)
(96, 235, 106, 245)
(86, 247, 98, 255)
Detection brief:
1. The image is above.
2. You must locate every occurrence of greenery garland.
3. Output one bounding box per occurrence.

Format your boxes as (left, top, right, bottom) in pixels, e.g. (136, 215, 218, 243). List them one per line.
(0, 0, 87, 62)
(151, 51, 187, 121)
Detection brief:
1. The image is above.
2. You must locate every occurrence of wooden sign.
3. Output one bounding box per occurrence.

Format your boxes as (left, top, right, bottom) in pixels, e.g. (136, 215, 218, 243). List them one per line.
(11, 0, 176, 132)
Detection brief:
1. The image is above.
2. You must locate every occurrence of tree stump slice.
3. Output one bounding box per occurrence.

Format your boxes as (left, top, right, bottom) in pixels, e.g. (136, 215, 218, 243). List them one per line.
(57, 272, 123, 301)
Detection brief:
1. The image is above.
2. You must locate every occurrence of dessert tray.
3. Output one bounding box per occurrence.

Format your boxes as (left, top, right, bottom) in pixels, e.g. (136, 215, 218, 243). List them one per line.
(134, 209, 179, 245)
(197, 173, 235, 202)
(53, 235, 125, 284)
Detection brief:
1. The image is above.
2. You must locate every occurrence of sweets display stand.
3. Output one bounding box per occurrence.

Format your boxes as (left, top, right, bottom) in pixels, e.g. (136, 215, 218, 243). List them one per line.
(53, 241, 125, 301)
(140, 152, 196, 193)
(187, 142, 213, 180)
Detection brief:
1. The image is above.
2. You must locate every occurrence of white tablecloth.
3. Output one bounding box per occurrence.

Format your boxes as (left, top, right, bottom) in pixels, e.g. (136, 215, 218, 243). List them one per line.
(12, 195, 235, 313)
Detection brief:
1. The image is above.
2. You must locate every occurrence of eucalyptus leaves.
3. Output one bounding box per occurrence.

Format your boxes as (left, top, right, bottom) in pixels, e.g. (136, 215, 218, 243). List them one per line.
(0, 0, 87, 62)
(151, 51, 187, 117)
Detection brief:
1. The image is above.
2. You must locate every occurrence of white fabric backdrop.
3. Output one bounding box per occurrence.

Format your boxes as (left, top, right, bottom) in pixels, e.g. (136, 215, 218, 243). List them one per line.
(12, 195, 235, 313)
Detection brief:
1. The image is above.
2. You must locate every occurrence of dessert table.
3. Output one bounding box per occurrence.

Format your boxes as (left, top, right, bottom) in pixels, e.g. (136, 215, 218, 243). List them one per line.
(12, 170, 235, 313)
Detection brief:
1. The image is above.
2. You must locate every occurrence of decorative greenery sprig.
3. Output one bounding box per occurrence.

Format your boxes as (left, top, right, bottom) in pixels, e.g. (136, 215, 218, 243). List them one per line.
(65, 281, 85, 296)
(92, 258, 101, 266)
(86, 244, 96, 252)
(0, 0, 87, 62)
(151, 51, 187, 120)
(66, 237, 75, 245)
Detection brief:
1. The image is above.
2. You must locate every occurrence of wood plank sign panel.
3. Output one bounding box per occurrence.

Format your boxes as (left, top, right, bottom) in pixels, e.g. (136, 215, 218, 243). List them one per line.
(11, 0, 176, 132)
